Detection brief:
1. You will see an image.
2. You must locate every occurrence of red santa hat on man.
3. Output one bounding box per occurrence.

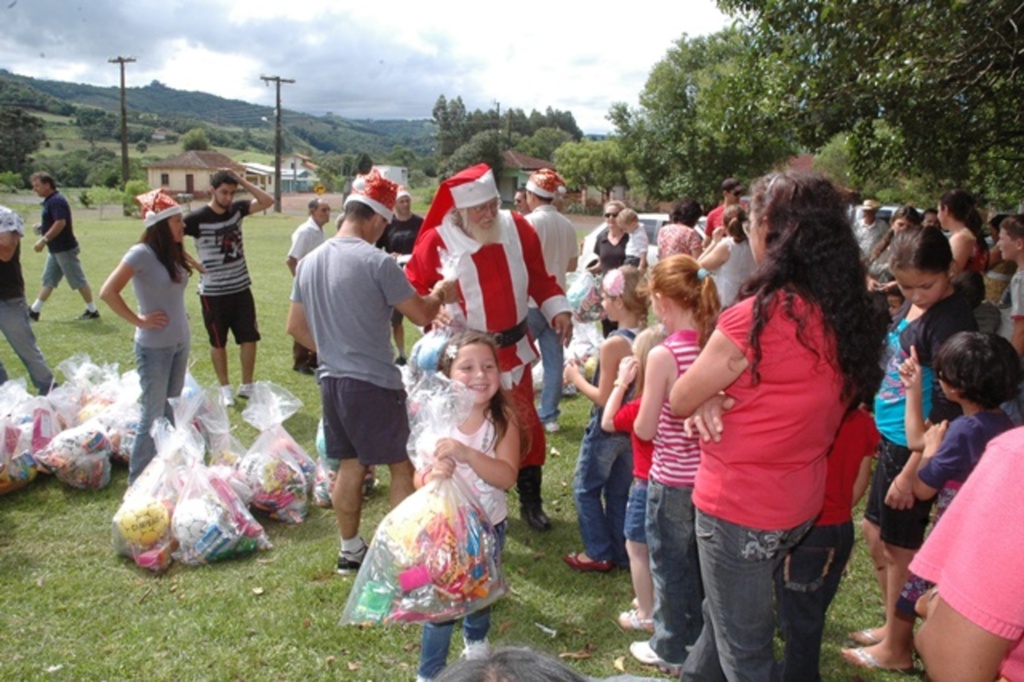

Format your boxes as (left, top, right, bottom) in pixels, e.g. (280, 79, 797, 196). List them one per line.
(416, 163, 501, 245)
(526, 168, 567, 199)
(136, 189, 183, 228)
(344, 169, 398, 221)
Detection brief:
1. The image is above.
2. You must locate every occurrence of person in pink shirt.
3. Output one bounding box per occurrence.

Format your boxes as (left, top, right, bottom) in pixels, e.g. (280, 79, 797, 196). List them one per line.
(912, 427, 1024, 682)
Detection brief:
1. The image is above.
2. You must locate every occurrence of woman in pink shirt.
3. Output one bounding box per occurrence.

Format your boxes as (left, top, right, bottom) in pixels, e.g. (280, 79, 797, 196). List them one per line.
(668, 172, 887, 679)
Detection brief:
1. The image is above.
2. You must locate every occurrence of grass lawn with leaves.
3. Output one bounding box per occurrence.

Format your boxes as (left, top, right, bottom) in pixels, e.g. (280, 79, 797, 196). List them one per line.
(0, 194, 904, 681)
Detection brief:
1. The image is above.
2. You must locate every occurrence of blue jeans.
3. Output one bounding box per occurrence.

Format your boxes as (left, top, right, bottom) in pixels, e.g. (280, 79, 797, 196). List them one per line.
(572, 411, 632, 565)
(645, 481, 703, 665)
(0, 297, 53, 394)
(683, 511, 814, 682)
(773, 521, 854, 682)
(526, 308, 563, 424)
(130, 341, 189, 484)
(419, 521, 506, 679)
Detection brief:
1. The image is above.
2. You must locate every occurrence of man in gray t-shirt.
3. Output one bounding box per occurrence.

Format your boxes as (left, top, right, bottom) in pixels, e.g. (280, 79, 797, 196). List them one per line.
(287, 170, 454, 574)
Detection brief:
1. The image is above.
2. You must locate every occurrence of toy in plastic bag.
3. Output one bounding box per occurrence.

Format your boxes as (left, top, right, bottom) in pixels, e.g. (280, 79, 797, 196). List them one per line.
(340, 475, 506, 626)
(313, 418, 338, 508)
(56, 354, 122, 424)
(236, 382, 315, 523)
(408, 328, 452, 382)
(112, 419, 190, 572)
(172, 457, 271, 567)
(34, 420, 112, 489)
(565, 271, 604, 323)
(89, 371, 141, 465)
(405, 373, 474, 472)
(0, 417, 37, 494)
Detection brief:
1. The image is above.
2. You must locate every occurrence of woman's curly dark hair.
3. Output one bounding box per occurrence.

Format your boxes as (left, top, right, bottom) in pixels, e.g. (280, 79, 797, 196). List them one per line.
(739, 172, 886, 404)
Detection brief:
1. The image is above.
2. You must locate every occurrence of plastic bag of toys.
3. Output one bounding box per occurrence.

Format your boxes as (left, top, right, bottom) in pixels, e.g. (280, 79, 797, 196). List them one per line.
(405, 373, 474, 472)
(237, 382, 315, 523)
(340, 475, 506, 626)
(34, 420, 112, 489)
(0, 417, 37, 494)
(56, 354, 122, 424)
(111, 419, 191, 572)
(565, 271, 604, 323)
(313, 418, 337, 508)
(172, 456, 271, 567)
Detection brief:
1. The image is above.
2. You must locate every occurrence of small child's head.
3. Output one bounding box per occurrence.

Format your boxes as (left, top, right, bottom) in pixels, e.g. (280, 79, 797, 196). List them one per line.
(631, 326, 667, 398)
(888, 226, 953, 310)
(617, 208, 639, 234)
(952, 271, 985, 310)
(934, 331, 1021, 409)
(601, 265, 649, 324)
(438, 330, 525, 453)
(644, 254, 721, 345)
(997, 216, 1024, 263)
(722, 204, 748, 243)
(885, 289, 905, 317)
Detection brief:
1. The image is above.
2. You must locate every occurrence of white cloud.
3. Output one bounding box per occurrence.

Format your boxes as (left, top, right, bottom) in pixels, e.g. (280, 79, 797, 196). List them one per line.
(0, 0, 729, 133)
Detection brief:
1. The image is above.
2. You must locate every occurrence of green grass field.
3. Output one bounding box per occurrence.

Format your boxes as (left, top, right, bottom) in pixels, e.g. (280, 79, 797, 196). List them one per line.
(0, 193, 902, 681)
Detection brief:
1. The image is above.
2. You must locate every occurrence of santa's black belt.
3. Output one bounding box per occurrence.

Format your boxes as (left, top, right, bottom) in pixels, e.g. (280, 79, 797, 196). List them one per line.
(493, 319, 528, 348)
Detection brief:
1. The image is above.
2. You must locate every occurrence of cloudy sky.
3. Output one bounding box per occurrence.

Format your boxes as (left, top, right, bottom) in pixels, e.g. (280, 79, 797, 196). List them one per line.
(1, 0, 730, 134)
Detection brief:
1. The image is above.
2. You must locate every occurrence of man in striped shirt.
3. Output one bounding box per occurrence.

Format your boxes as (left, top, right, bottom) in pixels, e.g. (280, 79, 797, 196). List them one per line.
(184, 169, 273, 406)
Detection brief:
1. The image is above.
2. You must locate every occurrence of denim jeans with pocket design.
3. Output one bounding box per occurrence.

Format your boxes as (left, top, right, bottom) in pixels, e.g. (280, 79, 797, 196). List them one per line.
(572, 410, 633, 565)
(526, 307, 563, 425)
(683, 510, 814, 682)
(774, 521, 853, 682)
(0, 297, 53, 394)
(130, 341, 189, 483)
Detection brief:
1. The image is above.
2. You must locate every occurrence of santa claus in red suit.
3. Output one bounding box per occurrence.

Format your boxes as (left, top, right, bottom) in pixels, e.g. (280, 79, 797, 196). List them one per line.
(406, 164, 572, 531)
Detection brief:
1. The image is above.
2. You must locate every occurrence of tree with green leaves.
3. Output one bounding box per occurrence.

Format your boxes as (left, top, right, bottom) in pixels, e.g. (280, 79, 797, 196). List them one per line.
(0, 106, 46, 175)
(553, 139, 629, 202)
(516, 127, 574, 163)
(609, 27, 793, 204)
(718, 0, 1024, 205)
(181, 127, 210, 151)
(442, 130, 503, 178)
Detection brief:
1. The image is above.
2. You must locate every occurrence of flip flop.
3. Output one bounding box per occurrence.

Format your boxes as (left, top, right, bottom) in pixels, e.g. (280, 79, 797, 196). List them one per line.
(848, 628, 883, 646)
(841, 647, 914, 673)
(617, 608, 654, 633)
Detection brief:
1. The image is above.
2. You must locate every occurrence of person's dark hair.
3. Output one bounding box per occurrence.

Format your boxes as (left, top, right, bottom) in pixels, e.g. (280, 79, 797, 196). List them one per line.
(30, 172, 57, 190)
(437, 331, 527, 458)
(934, 331, 1021, 409)
(307, 198, 321, 211)
(723, 204, 747, 243)
(741, 171, 885, 403)
(889, 225, 953, 274)
(952, 271, 984, 309)
(868, 205, 923, 263)
(343, 200, 379, 222)
(140, 217, 191, 282)
(922, 207, 939, 220)
(670, 199, 702, 227)
(940, 188, 987, 251)
(434, 646, 588, 682)
(209, 170, 240, 189)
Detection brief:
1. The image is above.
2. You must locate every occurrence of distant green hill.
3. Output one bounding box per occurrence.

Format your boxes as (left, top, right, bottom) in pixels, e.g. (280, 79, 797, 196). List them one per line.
(0, 69, 436, 157)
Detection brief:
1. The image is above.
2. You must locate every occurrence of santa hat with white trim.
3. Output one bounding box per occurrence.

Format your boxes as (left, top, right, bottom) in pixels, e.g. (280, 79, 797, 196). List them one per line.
(344, 169, 398, 221)
(526, 168, 566, 199)
(415, 163, 501, 246)
(136, 189, 183, 228)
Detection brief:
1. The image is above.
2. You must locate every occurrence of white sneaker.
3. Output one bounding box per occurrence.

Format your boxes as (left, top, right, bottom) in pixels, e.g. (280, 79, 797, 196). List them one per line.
(461, 638, 490, 661)
(629, 640, 681, 674)
(543, 421, 560, 434)
(237, 383, 254, 400)
(220, 385, 235, 407)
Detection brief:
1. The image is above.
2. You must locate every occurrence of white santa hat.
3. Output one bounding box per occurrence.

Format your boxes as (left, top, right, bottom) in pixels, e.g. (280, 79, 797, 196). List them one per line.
(344, 169, 399, 221)
(136, 189, 183, 228)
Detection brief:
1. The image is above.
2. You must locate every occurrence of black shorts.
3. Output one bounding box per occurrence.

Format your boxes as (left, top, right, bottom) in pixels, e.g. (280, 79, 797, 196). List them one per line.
(320, 376, 410, 466)
(863, 436, 934, 549)
(200, 290, 261, 348)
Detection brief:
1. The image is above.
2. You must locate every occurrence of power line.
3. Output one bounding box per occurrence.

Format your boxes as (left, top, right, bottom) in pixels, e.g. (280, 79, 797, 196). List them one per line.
(260, 75, 295, 212)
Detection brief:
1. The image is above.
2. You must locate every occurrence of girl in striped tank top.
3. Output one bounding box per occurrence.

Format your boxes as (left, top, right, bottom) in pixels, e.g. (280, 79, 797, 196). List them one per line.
(627, 255, 721, 672)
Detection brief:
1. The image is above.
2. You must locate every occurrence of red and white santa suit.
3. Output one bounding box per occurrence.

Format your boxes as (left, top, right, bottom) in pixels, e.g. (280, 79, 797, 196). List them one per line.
(406, 165, 570, 469)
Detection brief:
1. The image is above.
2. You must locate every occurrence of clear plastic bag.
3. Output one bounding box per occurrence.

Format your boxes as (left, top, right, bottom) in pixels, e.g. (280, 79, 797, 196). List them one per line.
(340, 475, 506, 626)
(565, 271, 605, 323)
(405, 373, 474, 472)
(313, 418, 337, 508)
(0, 417, 37, 495)
(34, 420, 112, 489)
(236, 382, 314, 523)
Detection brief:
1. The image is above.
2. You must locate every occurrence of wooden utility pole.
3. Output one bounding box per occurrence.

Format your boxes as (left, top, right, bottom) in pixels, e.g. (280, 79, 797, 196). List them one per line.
(108, 56, 136, 190)
(259, 75, 295, 213)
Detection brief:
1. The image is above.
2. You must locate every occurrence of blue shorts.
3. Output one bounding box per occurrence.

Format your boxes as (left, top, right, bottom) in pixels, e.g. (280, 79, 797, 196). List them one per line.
(624, 478, 648, 543)
(320, 376, 410, 467)
(41, 247, 89, 290)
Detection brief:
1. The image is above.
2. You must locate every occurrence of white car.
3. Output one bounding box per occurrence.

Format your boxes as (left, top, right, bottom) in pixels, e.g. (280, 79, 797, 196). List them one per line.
(578, 213, 706, 271)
